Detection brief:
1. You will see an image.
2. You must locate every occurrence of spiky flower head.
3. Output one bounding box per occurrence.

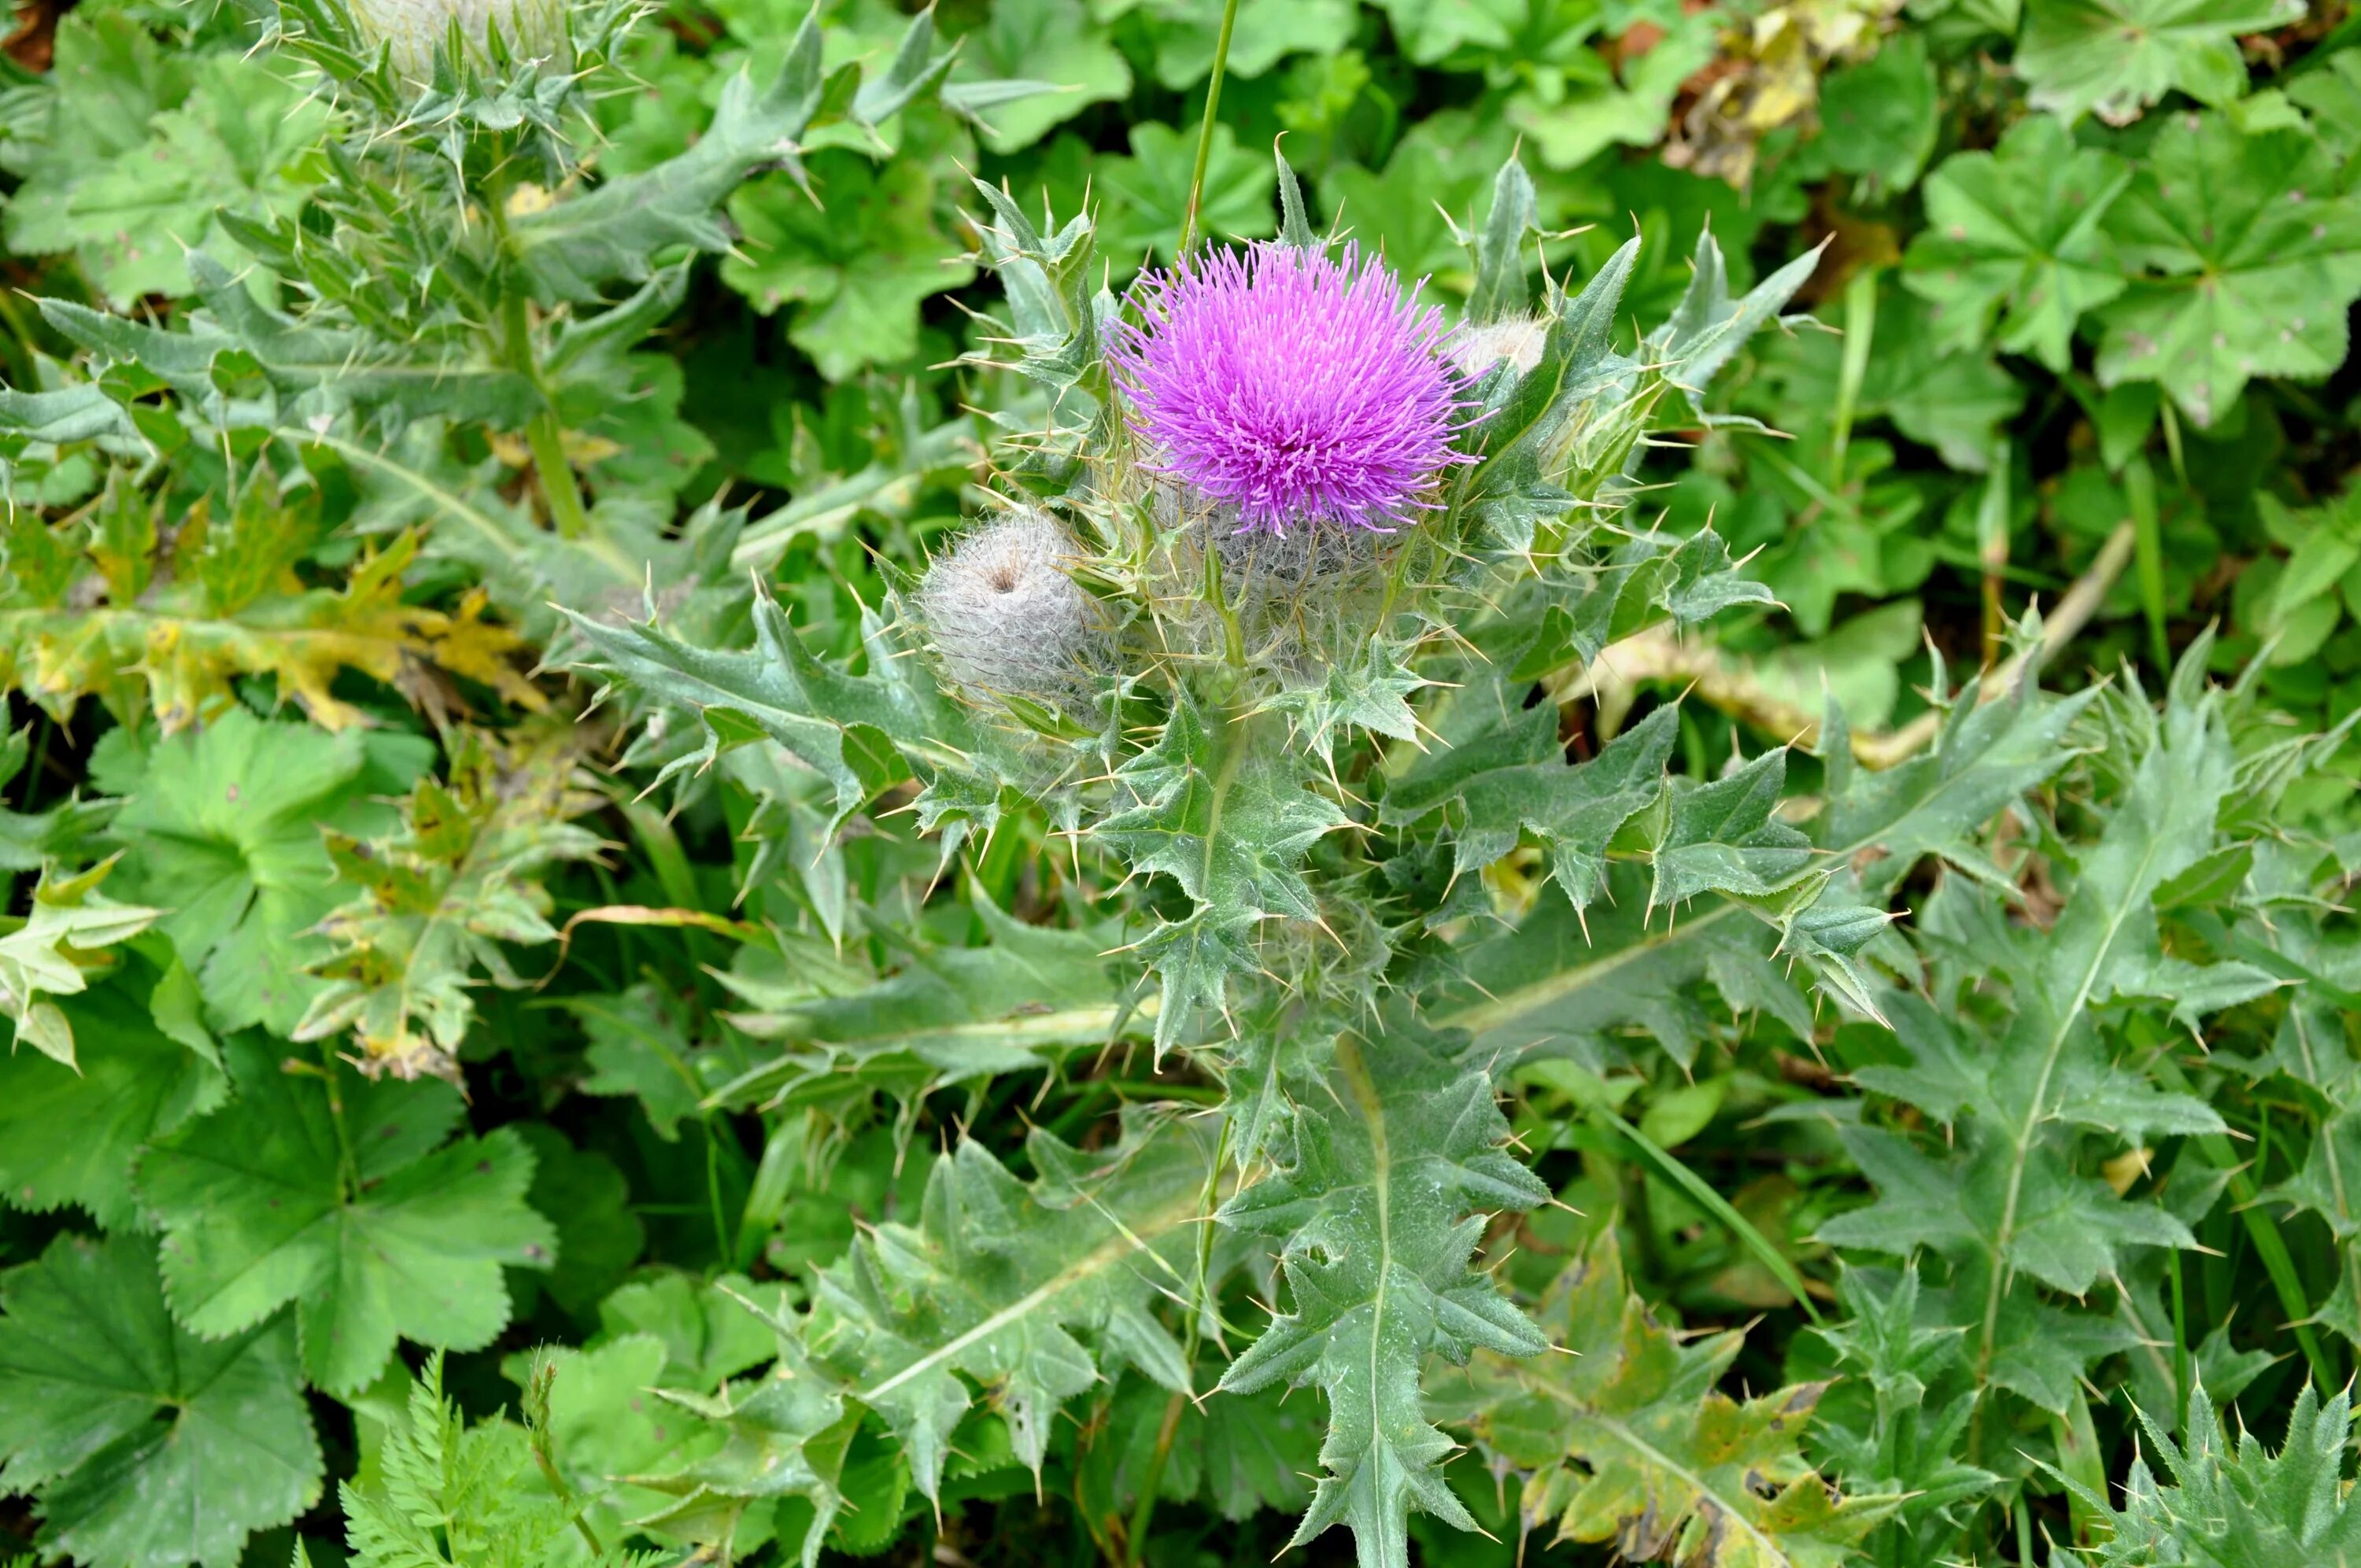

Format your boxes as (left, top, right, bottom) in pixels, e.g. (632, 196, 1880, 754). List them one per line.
(346, 0, 570, 82)
(1108, 243, 1470, 537)
(918, 511, 1103, 703)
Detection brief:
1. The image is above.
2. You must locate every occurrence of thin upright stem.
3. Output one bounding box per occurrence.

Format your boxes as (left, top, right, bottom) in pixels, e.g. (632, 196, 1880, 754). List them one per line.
(1977, 440, 2011, 670)
(2125, 453, 2168, 672)
(319, 1042, 362, 1203)
(1121, 1114, 1232, 1568)
(1174, 0, 1242, 257)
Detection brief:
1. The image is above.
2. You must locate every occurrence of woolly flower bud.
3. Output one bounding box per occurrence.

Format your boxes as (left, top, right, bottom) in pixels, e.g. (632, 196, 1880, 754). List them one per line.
(347, 0, 571, 81)
(1450, 315, 1548, 379)
(918, 512, 1102, 703)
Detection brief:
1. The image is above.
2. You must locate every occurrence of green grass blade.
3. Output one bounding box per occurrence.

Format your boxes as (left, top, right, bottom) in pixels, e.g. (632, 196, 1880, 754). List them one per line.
(1595, 1105, 1826, 1326)
(2126, 452, 2170, 671)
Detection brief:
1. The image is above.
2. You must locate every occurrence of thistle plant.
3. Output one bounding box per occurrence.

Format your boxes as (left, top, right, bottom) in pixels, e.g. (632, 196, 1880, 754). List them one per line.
(569, 150, 1885, 1567)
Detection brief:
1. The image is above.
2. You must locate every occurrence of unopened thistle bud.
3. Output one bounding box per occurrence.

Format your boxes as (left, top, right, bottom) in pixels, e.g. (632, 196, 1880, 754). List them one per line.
(1450, 315, 1548, 378)
(346, 0, 571, 81)
(918, 512, 1103, 703)
(1107, 242, 1472, 537)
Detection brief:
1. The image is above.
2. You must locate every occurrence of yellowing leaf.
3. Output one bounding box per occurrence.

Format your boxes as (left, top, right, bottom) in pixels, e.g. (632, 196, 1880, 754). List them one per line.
(2, 489, 544, 732)
(1452, 1229, 1893, 1568)
(294, 722, 606, 1079)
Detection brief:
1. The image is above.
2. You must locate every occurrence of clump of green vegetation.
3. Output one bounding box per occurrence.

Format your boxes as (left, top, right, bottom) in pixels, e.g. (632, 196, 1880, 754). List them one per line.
(2, 2, 2359, 1568)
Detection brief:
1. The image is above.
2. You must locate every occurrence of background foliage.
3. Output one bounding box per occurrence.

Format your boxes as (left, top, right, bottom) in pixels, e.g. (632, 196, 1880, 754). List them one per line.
(2, 1, 2360, 1568)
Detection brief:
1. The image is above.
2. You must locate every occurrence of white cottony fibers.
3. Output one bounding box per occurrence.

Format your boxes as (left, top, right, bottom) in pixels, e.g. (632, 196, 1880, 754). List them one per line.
(1450, 315, 1549, 378)
(919, 512, 1101, 701)
(1153, 481, 1380, 592)
(346, 0, 571, 79)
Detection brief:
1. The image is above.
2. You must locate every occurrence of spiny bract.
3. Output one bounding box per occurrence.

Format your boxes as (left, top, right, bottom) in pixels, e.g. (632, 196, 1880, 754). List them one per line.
(1107, 242, 1469, 537)
(916, 511, 1103, 703)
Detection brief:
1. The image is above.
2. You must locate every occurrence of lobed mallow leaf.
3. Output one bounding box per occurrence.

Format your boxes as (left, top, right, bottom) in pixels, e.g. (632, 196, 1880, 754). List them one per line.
(0, 977, 224, 1230)
(135, 1035, 557, 1396)
(0, 1232, 323, 1568)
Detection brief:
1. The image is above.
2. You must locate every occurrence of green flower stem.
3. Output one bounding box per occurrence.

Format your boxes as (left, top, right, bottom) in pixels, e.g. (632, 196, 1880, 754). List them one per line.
(525, 409, 593, 539)
(504, 287, 593, 540)
(487, 183, 593, 540)
(1203, 527, 1248, 675)
(2167, 1246, 2190, 1430)
(1976, 441, 2011, 670)
(735, 1116, 804, 1270)
(1122, 1116, 1231, 1568)
(1827, 267, 1879, 489)
(527, 1433, 608, 1559)
(1175, 0, 1242, 256)
(2126, 453, 2168, 672)
(309, 1042, 362, 1203)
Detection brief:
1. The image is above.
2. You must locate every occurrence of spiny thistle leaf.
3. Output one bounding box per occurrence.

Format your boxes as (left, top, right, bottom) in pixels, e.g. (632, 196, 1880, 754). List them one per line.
(565, 587, 982, 841)
(808, 1115, 1213, 1496)
(581, 1116, 1220, 1562)
(1451, 1229, 1891, 1568)
(2067, 1381, 2361, 1566)
(40, 253, 537, 430)
(708, 887, 1144, 1114)
(1216, 1021, 1548, 1568)
(1096, 696, 1347, 1056)
(1819, 661, 2246, 1400)
(1380, 684, 1674, 916)
(509, 8, 952, 304)
(1426, 666, 2096, 1071)
(2, 496, 542, 734)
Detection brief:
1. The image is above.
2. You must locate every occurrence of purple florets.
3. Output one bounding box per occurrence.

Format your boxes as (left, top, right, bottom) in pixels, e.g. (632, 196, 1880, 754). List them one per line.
(1107, 243, 1470, 536)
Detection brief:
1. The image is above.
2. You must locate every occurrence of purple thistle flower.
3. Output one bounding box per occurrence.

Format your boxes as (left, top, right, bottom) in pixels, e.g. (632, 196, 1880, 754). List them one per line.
(1107, 243, 1471, 536)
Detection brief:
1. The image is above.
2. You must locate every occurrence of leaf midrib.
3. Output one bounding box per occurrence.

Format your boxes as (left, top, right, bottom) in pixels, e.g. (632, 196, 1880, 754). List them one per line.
(1971, 817, 2174, 1426)
(1444, 722, 2033, 1039)
(855, 1162, 1204, 1407)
